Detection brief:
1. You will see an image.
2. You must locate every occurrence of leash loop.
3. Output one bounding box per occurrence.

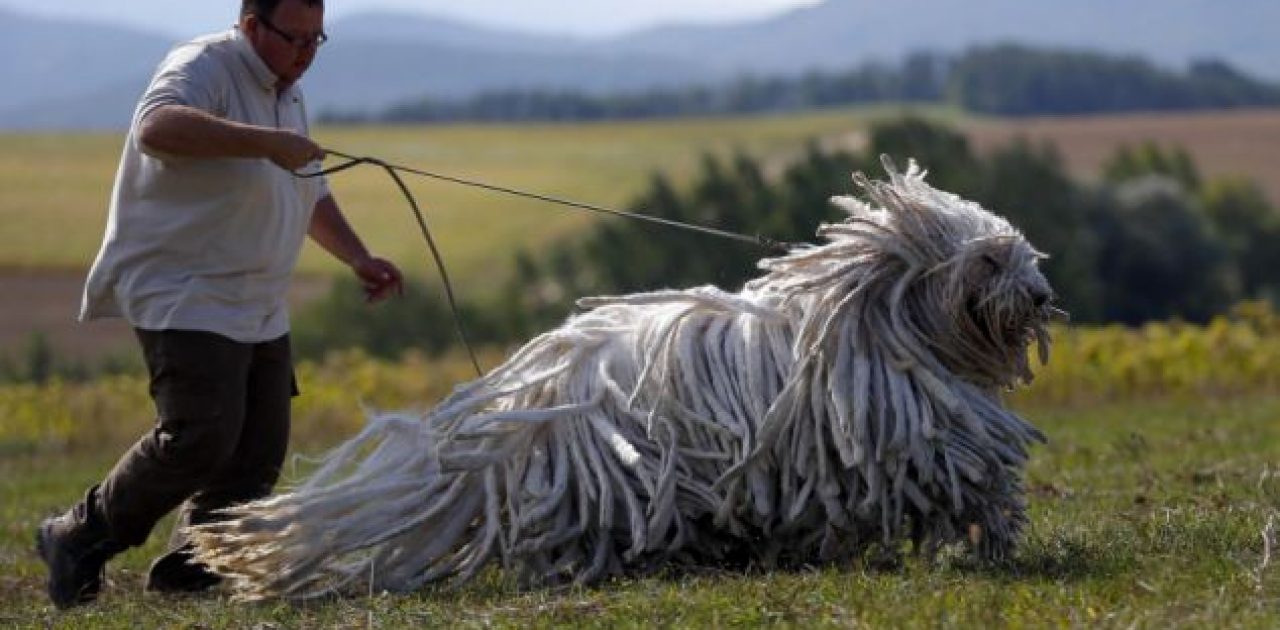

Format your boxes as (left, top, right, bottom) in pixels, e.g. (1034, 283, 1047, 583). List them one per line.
(296, 153, 484, 376)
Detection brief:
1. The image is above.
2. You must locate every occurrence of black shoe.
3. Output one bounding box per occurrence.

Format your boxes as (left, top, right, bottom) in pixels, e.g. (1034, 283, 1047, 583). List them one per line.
(35, 515, 121, 609)
(145, 544, 222, 593)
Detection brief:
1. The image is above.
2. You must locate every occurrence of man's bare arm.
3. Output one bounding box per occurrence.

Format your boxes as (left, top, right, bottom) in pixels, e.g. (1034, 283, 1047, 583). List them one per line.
(310, 195, 404, 302)
(137, 104, 323, 170)
(309, 195, 370, 267)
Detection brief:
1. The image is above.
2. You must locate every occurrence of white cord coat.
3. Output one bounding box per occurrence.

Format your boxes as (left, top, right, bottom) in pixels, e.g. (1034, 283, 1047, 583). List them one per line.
(190, 157, 1057, 599)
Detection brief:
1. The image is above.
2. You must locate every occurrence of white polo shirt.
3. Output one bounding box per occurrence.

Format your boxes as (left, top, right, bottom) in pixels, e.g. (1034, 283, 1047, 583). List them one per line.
(80, 28, 330, 343)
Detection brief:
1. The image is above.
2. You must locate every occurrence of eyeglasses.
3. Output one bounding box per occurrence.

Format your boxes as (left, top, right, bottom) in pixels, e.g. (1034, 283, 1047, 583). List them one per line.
(257, 14, 328, 50)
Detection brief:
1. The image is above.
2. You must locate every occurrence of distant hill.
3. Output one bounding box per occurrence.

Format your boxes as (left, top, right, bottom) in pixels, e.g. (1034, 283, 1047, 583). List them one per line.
(305, 39, 709, 116)
(329, 12, 585, 55)
(0, 8, 170, 126)
(3, 0, 1280, 129)
(354, 46, 1280, 125)
(606, 0, 1280, 79)
(0, 9, 713, 129)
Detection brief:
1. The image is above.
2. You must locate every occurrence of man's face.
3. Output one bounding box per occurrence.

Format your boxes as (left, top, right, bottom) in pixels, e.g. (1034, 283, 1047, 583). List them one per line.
(243, 0, 325, 87)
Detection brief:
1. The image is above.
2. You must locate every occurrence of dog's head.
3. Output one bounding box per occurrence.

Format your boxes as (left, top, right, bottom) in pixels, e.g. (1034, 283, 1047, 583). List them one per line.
(764, 156, 1061, 390)
(855, 156, 1061, 389)
(946, 228, 1058, 388)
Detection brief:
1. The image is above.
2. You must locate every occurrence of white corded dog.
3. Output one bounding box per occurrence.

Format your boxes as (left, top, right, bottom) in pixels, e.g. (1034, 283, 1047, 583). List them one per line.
(190, 156, 1059, 599)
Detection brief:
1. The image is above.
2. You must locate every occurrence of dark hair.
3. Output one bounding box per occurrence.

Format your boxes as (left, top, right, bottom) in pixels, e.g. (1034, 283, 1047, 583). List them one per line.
(240, 0, 323, 19)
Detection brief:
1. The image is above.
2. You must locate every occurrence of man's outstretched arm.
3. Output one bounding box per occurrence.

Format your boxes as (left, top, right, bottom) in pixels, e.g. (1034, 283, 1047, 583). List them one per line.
(308, 195, 404, 303)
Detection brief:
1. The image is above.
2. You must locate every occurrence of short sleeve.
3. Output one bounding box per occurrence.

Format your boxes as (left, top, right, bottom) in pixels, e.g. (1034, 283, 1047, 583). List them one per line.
(133, 43, 227, 131)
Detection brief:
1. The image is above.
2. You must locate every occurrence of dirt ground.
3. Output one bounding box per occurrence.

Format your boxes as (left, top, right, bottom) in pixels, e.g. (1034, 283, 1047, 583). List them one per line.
(0, 270, 331, 365)
(963, 108, 1280, 203)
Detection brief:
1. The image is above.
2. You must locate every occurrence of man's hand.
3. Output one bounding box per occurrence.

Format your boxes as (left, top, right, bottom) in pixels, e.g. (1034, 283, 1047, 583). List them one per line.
(265, 130, 325, 171)
(353, 256, 404, 303)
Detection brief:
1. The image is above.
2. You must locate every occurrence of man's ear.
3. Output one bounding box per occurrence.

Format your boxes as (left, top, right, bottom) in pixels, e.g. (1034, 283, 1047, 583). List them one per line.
(239, 13, 259, 37)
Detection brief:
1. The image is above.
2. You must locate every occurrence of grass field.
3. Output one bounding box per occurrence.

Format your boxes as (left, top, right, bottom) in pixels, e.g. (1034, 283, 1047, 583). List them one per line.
(2, 316, 1279, 628)
(0, 107, 935, 278)
(2, 108, 1278, 626)
(2, 396, 1276, 628)
(4, 107, 1275, 278)
(5, 106, 1278, 363)
(0, 105, 940, 361)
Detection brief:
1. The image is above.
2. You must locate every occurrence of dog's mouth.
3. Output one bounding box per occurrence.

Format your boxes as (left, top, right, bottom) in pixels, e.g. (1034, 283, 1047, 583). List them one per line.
(1023, 314, 1051, 365)
(1011, 299, 1068, 383)
(969, 292, 1065, 387)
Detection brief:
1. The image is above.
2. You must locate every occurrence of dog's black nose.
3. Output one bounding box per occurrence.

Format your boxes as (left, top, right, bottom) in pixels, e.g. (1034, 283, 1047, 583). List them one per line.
(1032, 291, 1051, 308)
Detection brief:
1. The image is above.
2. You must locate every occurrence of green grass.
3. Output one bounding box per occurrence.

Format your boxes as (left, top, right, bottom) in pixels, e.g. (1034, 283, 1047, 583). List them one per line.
(3, 110, 1276, 626)
(0, 106, 956, 284)
(2, 394, 1276, 628)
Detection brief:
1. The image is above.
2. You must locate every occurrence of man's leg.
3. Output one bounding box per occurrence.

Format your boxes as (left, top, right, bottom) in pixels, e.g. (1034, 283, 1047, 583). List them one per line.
(36, 329, 251, 608)
(146, 334, 294, 592)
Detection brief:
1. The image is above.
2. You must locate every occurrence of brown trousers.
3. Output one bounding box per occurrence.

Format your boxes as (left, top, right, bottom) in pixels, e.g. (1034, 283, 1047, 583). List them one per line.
(77, 329, 295, 549)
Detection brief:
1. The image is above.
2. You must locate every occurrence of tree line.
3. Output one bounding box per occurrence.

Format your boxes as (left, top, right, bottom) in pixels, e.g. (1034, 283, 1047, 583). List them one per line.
(321, 45, 1280, 124)
(291, 117, 1280, 361)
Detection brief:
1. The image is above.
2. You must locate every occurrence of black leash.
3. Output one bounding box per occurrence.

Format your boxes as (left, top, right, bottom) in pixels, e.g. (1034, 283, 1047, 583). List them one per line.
(295, 149, 794, 377)
(317, 150, 792, 252)
(295, 153, 483, 376)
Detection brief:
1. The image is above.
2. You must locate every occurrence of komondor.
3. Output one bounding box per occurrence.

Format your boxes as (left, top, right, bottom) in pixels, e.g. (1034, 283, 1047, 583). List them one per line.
(190, 156, 1059, 599)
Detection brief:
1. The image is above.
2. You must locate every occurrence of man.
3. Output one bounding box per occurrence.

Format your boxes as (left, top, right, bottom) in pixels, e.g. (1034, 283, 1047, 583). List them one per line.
(35, 0, 404, 609)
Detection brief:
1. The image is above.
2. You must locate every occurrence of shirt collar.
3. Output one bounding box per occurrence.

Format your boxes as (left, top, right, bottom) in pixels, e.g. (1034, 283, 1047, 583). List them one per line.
(231, 28, 280, 93)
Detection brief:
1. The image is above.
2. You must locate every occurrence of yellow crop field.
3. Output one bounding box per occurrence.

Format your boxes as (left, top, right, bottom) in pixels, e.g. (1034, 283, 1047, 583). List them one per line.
(4, 302, 1278, 456)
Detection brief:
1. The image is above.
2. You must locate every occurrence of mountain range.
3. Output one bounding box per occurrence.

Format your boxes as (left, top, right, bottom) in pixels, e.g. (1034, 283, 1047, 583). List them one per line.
(4, 0, 1279, 129)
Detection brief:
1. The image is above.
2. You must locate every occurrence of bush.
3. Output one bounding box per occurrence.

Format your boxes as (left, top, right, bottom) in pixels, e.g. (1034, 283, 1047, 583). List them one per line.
(291, 276, 502, 361)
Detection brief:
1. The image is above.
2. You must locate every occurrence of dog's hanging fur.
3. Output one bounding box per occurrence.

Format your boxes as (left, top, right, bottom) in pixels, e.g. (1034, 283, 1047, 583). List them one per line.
(190, 157, 1058, 599)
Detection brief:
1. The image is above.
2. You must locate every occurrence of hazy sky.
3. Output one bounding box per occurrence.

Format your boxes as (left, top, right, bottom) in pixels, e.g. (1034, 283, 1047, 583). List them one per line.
(2, 1, 819, 38)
